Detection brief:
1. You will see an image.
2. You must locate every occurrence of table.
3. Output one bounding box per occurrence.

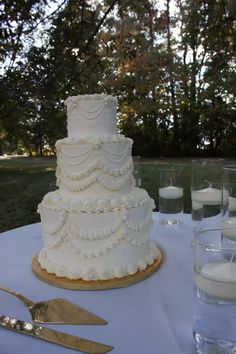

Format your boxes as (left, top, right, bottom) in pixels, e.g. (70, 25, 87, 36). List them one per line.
(0, 213, 197, 354)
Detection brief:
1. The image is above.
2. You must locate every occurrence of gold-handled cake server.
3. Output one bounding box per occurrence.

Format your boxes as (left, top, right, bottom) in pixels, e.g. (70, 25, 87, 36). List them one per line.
(0, 315, 113, 353)
(0, 285, 107, 325)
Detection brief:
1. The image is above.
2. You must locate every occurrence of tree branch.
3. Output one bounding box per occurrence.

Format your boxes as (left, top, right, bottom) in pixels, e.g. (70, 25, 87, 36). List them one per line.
(27, 0, 68, 33)
(80, 0, 119, 53)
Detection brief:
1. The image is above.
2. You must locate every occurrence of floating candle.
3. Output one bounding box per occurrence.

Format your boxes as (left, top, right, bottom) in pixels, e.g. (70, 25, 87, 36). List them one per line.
(191, 187, 221, 205)
(159, 186, 183, 199)
(223, 217, 236, 240)
(195, 262, 236, 301)
(192, 200, 203, 211)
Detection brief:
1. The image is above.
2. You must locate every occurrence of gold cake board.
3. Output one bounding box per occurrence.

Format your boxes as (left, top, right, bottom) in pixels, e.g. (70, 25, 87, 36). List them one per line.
(32, 249, 163, 290)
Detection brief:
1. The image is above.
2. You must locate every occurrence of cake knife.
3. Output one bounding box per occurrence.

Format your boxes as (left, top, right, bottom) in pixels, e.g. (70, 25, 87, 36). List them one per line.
(0, 284, 107, 324)
(0, 315, 113, 353)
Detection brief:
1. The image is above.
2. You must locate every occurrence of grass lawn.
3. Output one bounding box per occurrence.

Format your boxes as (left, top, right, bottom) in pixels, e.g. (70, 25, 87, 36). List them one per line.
(0, 157, 57, 232)
(1, 156, 235, 233)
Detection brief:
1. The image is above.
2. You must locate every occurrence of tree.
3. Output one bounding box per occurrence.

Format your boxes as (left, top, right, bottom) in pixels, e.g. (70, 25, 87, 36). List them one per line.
(176, 0, 236, 156)
(0, 0, 50, 67)
(99, 0, 169, 156)
(0, 0, 235, 157)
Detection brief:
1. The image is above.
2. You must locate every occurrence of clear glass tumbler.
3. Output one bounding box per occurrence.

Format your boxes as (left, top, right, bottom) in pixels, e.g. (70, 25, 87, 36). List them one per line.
(158, 166, 183, 225)
(222, 165, 236, 251)
(193, 228, 236, 354)
(191, 159, 224, 231)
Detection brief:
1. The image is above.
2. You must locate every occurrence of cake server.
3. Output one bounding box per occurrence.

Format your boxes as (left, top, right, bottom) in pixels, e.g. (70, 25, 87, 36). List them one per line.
(0, 285, 107, 325)
(0, 315, 113, 353)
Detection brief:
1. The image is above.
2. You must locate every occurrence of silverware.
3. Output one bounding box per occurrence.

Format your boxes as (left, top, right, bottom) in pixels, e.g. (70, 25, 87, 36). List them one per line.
(0, 315, 113, 353)
(0, 285, 107, 325)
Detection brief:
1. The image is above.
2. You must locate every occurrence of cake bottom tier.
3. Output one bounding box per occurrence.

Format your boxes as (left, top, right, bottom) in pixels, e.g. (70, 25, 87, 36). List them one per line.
(38, 241, 160, 281)
(37, 189, 159, 281)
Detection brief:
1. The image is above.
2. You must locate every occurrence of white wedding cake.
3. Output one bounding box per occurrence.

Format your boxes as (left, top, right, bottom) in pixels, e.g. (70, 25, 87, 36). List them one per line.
(37, 94, 160, 281)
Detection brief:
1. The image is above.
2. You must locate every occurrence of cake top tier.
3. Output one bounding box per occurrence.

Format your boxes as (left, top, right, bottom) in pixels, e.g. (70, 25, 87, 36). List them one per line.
(65, 94, 118, 138)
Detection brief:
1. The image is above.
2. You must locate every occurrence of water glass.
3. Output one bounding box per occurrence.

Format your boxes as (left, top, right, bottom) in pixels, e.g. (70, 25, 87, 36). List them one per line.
(193, 228, 236, 354)
(222, 165, 236, 250)
(158, 166, 183, 225)
(191, 159, 224, 231)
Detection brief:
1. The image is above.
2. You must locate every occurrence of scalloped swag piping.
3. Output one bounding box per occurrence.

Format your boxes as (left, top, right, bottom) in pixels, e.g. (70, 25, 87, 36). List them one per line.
(59, 169, 134, 192)
(38, 201, 154, 258)
(38, 189, 155, 214)
(65, 94, 117, 120)
(59, 145, 131, 164)
(38, 242, 159, 280)
(57, 157, 133, 180)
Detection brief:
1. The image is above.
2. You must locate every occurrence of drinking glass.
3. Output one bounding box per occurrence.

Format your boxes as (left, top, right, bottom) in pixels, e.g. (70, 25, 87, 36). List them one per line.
(222, 165, 236, 250)
(193, 228, 236, 354)
(158, 166, 183, 225)
(191, 159, 224, 231)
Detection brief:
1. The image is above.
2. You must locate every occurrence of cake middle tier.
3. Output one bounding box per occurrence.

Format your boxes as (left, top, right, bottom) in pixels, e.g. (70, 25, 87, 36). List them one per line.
(56, 135, 134, 198)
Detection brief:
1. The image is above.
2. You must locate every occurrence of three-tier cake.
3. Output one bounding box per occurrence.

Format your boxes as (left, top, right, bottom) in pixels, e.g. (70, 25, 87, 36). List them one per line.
(36, 94, 161, 284)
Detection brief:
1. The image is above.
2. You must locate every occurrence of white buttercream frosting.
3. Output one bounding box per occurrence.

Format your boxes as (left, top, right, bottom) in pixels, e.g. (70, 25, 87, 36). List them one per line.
(65, 94, 118, 138)
(55, 135, 134, 196)
(38, 94, 159, 281)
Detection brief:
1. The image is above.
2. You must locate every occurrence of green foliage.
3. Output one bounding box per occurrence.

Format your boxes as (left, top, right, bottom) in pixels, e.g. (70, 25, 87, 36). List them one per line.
(0, 0, 49, 64)
(0, 0, 235, 157)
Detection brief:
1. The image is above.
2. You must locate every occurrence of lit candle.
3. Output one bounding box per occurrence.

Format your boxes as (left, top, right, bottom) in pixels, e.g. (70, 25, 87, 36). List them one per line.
(191, 187, 221, 205)
(223, 217, 236, 240)
(195, 262, 236, 301)
(159, 186, 183, 199)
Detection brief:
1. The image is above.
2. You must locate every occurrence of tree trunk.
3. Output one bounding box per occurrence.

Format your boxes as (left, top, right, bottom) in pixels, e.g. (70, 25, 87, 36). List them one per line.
(166, 0, 180, 155)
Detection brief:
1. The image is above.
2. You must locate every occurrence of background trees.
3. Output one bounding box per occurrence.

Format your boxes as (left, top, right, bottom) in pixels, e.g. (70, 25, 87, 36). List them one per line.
(0, 0, 235, 157)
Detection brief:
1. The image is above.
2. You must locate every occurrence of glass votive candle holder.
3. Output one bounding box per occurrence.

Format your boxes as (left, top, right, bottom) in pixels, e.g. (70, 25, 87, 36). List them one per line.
(191, 159, 224, 231)
(158, 166, 183, 225)
(193, 228, 236, 354)
(222, 165, 236, 250)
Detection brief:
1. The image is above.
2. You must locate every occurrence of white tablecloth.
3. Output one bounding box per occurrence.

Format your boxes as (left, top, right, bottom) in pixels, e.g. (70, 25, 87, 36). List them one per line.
(0, 213, 197, 354)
